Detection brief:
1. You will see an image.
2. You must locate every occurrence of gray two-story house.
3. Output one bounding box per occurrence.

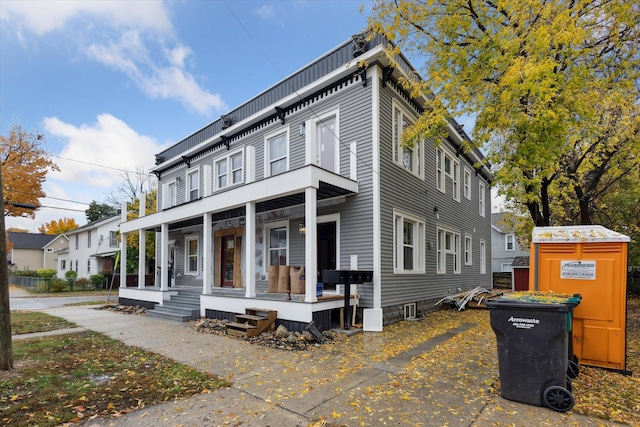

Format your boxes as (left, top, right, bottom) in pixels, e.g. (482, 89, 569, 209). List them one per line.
(118, 31, 492, 331)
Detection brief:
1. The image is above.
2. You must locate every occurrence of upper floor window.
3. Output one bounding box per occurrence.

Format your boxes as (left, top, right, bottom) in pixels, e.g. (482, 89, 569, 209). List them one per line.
(75, 235, 79, 250)
(479, 181, 486, 217)
(436, 148, 444, 192)
(185, 235, 199, 275)
(168, 181, 177, 207)
(392, 101, 422, 178)
(187, 169, 199, 201)
(88, 231, 92, 248)
(266, 220, 288, 266)
(505, 233, 515, 251)
(216, 151, 244, 190)
(266, 129, 289, 177)
(110, 231, 118, 247)
(452, 159, 460, 202)
(463, 168, 472, 200)
(46, 248, 53, 253)
(394, 210, 425, 274)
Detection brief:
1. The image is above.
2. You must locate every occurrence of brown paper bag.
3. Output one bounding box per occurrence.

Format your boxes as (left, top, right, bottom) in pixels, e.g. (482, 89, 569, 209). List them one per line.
(267, 265, 278, 293)
(290, 265, 306, 294)
(277, 265, 290, 293)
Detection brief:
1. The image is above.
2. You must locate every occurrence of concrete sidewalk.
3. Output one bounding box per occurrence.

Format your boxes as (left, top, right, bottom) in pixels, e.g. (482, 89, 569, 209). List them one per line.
(28, 304, 625, 427)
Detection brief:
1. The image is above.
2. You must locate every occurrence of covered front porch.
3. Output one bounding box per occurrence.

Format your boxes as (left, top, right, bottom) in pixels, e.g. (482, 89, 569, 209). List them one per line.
(118, 165, 361, 330)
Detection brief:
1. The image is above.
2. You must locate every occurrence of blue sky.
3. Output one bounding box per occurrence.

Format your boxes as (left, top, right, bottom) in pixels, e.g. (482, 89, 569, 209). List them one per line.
(1, 0, 494, 232)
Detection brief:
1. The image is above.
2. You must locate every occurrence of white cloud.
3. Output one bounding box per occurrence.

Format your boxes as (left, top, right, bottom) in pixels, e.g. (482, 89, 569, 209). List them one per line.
(42, 114, 165, 187)
(86, 31, 226, 116)
(254, 4, 277, 21)
(0, 0, 172, 35)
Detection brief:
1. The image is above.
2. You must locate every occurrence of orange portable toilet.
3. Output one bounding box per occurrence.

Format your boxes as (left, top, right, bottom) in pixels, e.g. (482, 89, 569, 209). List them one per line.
(530, 225, 631, 373)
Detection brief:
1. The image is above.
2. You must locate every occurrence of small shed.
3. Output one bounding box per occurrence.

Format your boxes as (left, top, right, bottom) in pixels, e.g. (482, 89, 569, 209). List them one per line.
(511, 256, 530, 291)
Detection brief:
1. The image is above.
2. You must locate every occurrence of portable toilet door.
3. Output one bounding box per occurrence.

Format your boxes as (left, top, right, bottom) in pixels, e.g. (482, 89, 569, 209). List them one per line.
(529, 225, 631, 373)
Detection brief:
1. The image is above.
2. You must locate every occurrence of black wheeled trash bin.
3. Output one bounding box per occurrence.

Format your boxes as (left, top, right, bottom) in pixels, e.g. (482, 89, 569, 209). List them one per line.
(486, 298, 578, 412)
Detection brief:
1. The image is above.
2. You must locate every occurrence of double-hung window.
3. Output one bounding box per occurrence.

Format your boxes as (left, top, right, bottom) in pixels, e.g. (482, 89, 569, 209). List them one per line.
(88, 231, 92, 248)
(452, 159, 460, 202)
(187, 169, 199, 201)
(266, 129, 289, 177)
(436, 148, 445, 192)
(505, 234, 515, 251)
(185, 235, 199, 275)
(394, 210, 425, 274)
(168, 181, 177, 207)
(464, 235, 472, 265)
(266, 220, 288, 266)
(437, 227, 461, 274)
(216, 151, 244, 190)
(392, 101, 422, 178)
(479, 181, 486, 217)
(479, 240, 486, 274)
(463, 168, 472, 200)
(110, 231, 118, 247)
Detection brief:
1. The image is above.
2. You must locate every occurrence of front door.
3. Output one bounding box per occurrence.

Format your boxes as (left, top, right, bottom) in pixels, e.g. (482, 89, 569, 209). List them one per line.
(221, 235, 234, 287)
(317, 221, 337, 279)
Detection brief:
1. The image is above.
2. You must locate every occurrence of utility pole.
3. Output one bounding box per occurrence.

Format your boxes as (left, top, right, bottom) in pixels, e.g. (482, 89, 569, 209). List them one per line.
(0, 164, 12, 370)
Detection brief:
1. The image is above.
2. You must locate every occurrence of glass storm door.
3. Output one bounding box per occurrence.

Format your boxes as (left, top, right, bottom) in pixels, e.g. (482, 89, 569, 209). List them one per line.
(221, 235, 234, 287)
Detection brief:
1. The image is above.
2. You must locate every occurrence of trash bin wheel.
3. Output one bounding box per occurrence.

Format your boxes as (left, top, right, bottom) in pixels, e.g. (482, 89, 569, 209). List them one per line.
(567, 360, 580, 379)
(543, 385, 574, 412)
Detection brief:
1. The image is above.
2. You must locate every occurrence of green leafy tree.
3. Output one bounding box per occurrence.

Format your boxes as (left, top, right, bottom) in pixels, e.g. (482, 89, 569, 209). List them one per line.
(85, 201, 119, 223)
(370, 1, 640, 228)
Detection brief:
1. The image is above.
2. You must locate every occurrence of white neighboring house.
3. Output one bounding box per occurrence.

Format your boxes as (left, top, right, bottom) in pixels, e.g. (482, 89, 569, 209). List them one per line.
(62, 216, 121, 280)
(490, 212, 529, 274)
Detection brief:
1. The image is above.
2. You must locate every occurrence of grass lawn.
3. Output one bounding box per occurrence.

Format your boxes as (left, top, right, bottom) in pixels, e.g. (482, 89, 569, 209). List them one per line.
(1, 313, 230, 427)
(11, 311, 77, 335)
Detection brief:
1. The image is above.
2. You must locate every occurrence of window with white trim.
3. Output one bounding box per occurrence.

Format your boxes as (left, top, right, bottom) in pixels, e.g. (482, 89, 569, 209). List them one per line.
(437, 227, 461, 274)
(392, 101, 423, 178)
(60, 260, 66, 270)
(394, 210, 425, 274)
(266, 221, 288, 266)
(88, 231, 92, 248)
(46, 248, 53, 252)
(464, 235, 472, 265)
(452, 159, 460, 202)
(75, 235, 79, 250)
(187, 169, 199, 201)
(168, 181, 177, 207)
(266, 129, 289, 177)
(436, 148, 444, 192)
(479, 181, 486, 217)
(463, 168, 471, 200)
(87, 259, 91, 274)
(216, 150, 244, 190)
(505, 233, 515, 251)
(185, 235, 199, 275)
(480, 240, 486, 274)
(110, 231, 118, 247)
(75, 260, 78, 272)
(502, 263, 513, 272)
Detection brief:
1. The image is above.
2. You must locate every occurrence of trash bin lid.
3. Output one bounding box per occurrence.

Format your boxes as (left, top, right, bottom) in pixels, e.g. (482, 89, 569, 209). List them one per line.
(503, 291, 581, 305)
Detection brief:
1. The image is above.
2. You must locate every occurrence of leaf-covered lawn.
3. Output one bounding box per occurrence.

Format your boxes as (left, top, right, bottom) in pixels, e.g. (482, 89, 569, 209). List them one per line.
(0, 332, 231, 426)
(10, 311, 76, 335)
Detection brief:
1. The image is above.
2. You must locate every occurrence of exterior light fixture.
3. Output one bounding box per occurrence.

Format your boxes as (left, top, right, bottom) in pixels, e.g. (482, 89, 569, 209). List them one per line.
(434, 207, 440, 220)
(298, 223, 306, 236)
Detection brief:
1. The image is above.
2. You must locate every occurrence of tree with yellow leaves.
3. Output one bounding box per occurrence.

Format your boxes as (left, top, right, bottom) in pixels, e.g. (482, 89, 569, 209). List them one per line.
(369, 0, 640, 227)
(38, 217, 79, 235)
(1, 125, 59, 218)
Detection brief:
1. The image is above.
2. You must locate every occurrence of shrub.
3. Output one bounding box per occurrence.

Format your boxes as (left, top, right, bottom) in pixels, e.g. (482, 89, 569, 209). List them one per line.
(14, 270, 38, 277)
(75, 278, 91, 290)
(65, 270, 77, 281)
(49, 278, 67, 292)
(89, 273, 105, 289)
(37, 268, 57, 278)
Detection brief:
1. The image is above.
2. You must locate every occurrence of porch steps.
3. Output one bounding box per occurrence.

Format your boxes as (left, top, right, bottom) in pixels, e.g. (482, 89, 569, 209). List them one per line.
(147, 288, 201, 322)
(225, 308, 277, 337)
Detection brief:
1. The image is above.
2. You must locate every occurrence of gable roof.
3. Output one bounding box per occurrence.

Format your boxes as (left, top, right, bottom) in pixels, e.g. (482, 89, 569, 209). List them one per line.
(66, 215, 121, 235)
(8, 232, 57, 249)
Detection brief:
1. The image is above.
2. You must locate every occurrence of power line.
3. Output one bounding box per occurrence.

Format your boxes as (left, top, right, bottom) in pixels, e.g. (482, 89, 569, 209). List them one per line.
(38, 205, 87, 213)
(51, 155, 130, 173)
(7, 189, 90, 206)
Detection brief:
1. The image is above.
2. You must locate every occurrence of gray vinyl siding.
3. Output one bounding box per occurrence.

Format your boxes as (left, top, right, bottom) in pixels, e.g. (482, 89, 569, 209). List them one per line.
(378, 79, 492, 309)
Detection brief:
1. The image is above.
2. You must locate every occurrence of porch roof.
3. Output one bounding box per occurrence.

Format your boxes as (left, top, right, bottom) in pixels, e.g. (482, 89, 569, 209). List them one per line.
(121, 165, 358, 234)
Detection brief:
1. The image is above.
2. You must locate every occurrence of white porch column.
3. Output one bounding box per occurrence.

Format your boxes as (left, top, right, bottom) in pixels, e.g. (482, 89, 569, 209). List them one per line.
(304, 187, 317, 302)
(245, 201, 256, 298)
(120, 200, 127, 288)
(160, 223, 169, 291)
(202, 213, 212, 294)
(137, 229, 145, 289)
